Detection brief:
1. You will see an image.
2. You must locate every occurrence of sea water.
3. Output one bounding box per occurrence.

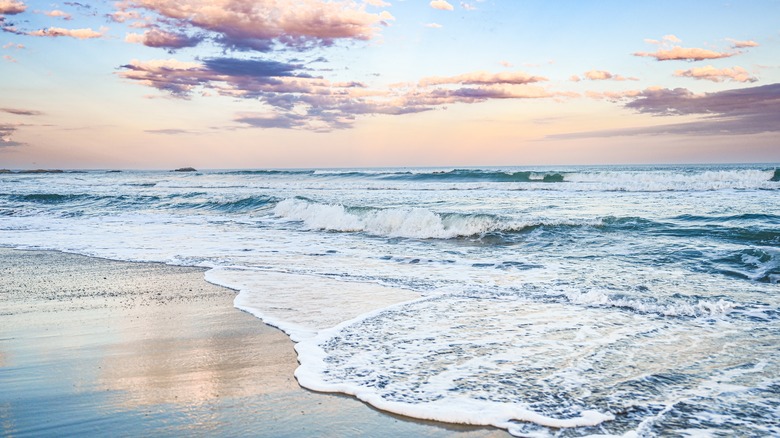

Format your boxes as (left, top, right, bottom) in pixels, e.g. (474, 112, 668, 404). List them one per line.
(1, 165, 778, 436)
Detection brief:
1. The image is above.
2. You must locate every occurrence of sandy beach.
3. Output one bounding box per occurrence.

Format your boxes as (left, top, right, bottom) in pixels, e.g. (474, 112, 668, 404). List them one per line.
(0, 248, 507, 437)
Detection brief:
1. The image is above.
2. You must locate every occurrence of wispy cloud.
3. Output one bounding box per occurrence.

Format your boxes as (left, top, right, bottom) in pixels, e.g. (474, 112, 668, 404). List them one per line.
(578, 70, 639, 81)
(144, 128, 199, 135)
(114, 0, 392, 52)
(430, 0, 454, 11)
(728, 38, 759, 49)
(419, 71, 547, 87)
(1, 107, 43, 116)
(424, 22, 442, 29)
(28, 26, 106, 39)
(674, 65, 757, 83)
(0, 123, 23, 147)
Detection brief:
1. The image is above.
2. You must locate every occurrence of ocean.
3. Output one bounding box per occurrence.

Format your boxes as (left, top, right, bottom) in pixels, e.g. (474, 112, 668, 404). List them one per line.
(1, 164, 778, 436)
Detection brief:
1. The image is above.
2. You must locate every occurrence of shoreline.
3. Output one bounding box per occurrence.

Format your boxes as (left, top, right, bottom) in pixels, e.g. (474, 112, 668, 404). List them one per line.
(0, 247, 507, 437)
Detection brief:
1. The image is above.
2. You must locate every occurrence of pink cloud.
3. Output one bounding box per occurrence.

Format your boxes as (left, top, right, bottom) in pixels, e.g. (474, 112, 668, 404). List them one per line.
(28, 27, 105, 39)
(45, 9, 72, 20)
(116, 0, 391, 51)
(728, 39, 759, 49)
(0, 0, 26, 15)
(425, 23, 442, 28)
(429, 0, 454, 10)
(418, 70, 548, 87)
(634, 46, 735, 62)
(583, 70, 639, 81)
(643, 34, 681, 45)
(585, 90, 642, 100)
(674, 65, 757, 83)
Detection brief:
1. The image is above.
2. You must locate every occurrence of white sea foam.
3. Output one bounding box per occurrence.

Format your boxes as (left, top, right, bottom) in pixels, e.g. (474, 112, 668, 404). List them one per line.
(563, 288, 737, 318)
(294, 295, 774, 436)
(565, 168, 777, 192)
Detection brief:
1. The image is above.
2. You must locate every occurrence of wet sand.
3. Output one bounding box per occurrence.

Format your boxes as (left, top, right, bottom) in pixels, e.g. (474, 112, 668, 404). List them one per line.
(0, 248, 507, 437)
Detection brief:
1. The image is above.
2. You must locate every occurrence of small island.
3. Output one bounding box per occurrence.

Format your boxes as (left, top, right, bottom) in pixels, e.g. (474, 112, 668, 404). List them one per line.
(173, 167, 198, 172)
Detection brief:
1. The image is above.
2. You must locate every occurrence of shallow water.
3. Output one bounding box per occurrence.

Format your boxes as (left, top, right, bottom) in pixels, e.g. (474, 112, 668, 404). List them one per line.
(2, 165, 779, 436)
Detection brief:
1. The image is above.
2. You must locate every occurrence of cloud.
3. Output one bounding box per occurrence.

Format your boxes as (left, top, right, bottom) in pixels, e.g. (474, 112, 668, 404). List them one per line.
(2, 42, 23, 49)
(634, 46, 735, 61)
(634, 35, 741, 61)
(45, 10, 72, 20)
(125, 29, 203, 49)
(643, 34, 681, 45)
(28, 26, 105, 39)
(120, 58, 571, 131)
(364, 0, 390, 6)
(202, 57, 306, 78)
(234, 112, 312, 129)
(460, 2, 477, 10)
(0, 0, 26, 15)
(430, 0, 454, 10)
(2, 54, 16, 62)
(115, 0, 392, 52)
(1, 107, 42, 115)
(0, 123, 23, 147)
(585, 90, 642, 101)
(556, 83, 780, 138)
(419, 70, 548, 87)
(728, 39, 759, 49)
(145, 128, 198, 135)
(582, 70, 639, 81)
(674, 65, 757, 83)
(425, 23, 442, 28)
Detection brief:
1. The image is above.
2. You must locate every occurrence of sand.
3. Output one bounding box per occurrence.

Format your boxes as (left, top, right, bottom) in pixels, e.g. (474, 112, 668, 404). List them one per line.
(0, 248, 507, 437)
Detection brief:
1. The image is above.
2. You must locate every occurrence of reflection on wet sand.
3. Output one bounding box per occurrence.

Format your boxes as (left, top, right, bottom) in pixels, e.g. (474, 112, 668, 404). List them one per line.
(98, 300, 300, 407)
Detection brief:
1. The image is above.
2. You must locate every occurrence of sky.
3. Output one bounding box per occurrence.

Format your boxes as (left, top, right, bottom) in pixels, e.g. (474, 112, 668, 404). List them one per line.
(1, 0, 779, 169)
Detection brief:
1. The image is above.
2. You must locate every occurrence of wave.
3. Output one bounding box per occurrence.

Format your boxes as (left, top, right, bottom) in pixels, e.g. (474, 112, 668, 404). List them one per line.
(164, 195, 277, 213)
(218, 169, 316, 176)
(379, 169, 566, 183)
(6, 193, 101, 204)
(273, 198, 596, 239)
(1, 192, 278, 215)
(230, 166, 779, 192)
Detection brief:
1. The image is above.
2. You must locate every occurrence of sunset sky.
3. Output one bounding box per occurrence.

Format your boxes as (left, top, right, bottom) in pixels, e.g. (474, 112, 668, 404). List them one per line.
(1, 0, 779, 169)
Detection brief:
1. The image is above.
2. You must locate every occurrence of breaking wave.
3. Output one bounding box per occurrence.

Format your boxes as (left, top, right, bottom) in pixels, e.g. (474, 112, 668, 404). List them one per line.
(272, 198, 594, 239)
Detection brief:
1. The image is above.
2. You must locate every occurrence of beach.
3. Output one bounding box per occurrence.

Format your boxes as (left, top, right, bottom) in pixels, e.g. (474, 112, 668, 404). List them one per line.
(0, 248, 506, 437)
